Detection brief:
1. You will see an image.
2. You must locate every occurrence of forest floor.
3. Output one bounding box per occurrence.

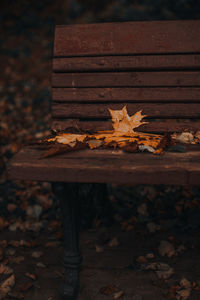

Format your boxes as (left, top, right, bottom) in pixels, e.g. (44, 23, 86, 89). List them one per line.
(1, 1, 200, 299)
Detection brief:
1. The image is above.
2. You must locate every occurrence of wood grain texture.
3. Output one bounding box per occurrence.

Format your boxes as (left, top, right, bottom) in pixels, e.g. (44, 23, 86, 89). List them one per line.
(54, 20, 200, 57)
(52, 71, 200, 88)
(7, 147, 200, 185)
(52, 103, 200, 119)
(52, 87, 200, 103)
(53, 54, 200, 72)
(51, 119, 200, 133)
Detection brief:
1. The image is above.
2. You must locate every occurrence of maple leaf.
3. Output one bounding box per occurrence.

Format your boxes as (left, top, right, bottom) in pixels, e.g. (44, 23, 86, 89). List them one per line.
(109, 106, 148, 134)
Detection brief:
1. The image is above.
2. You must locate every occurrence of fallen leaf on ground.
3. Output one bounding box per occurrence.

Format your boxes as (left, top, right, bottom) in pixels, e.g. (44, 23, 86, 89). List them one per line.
(144, 262, 174, 279)
(180, 278, 191, 289)
(95, 245, 104, 253)
(0, 264, 15, 299)
(25, 273, 37, 280)
(108, 237, 119, 247)
(146, 253, 155, 259)
(176, 288, 191, 300)
(113, 290, 124, 299)
(32, 251, 43, 258)
(36, 262, 46, 268)
(137, 256, 147, 264)
(99, 285, 119, 296)
(158, 240, 176, 258)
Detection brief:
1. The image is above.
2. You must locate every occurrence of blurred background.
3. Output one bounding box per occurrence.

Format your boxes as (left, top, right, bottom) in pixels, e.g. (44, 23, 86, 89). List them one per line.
(1, 0, 200, 231)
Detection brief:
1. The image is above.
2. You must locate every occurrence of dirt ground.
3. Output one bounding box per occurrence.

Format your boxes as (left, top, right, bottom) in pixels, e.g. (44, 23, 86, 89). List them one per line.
(1, 222, 200, 300)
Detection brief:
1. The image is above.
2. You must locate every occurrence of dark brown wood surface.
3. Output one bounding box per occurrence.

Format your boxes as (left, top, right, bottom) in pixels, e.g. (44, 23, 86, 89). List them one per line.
(53, 55, 200, 72)
(7, 147, 200, 185)
(54, 20, 200, 57)
(51, 119, 200, 133)
(52, 103, 200, 119)
(52, 71, 200, 88)
(52, 87, 200, 102)
(8, 20, 200, 186)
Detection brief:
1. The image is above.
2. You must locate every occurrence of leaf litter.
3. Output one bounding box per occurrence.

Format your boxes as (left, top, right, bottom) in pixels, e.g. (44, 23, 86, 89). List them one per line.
(0, 264, 15, 299)
(37, 106, 179, 158)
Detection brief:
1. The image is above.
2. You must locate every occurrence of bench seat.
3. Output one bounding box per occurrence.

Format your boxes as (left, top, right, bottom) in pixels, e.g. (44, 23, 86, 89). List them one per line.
(8, 145, 200, 185)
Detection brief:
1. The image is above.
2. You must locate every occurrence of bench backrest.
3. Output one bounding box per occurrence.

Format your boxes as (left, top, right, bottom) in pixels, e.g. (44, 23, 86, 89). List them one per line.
(51, 20, 200, 134)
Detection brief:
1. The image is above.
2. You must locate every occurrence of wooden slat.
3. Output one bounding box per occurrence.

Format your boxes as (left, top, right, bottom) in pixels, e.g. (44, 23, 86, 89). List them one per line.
(7, 147, 200, 185)
(51, 119, 200, 133)
(52, 87, 200, 103)
(54, 20, 200, 57)
(52, 103, 200, 119)
(53, 54, 200, 72)
(52, 72, 200, 88)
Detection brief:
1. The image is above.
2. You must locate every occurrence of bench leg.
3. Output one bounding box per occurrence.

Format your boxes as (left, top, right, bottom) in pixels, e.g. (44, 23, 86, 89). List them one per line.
(52, 182, 82, 300)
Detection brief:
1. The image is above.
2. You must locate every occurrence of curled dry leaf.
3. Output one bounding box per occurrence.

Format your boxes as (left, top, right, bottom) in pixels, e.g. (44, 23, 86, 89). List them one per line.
(176, 289, 191, 300)
(108, 237, 119, 247)
(158, 240, 176, 258)
(99, 285, 118, 296)
(144, 262, 174, 279)
(32, 251, 43, 258)
(25, 273, 37, 280)
(113, 290, 124, 299)
(0, 264, 15, 300)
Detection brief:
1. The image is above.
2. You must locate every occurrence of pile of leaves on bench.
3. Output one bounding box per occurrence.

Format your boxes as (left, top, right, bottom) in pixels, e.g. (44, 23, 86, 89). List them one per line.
(32, 106, 200, 158)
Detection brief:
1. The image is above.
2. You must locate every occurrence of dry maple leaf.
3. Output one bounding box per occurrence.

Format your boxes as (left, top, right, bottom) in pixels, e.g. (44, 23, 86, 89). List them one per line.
(109, 106, 148, 134)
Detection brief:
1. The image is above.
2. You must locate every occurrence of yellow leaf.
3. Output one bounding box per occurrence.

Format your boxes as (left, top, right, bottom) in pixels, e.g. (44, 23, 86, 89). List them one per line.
(109, 105, 148, 134)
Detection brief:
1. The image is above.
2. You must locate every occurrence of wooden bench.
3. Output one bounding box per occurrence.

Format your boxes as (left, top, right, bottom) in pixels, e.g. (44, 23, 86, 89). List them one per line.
(8, 20, 200, 300)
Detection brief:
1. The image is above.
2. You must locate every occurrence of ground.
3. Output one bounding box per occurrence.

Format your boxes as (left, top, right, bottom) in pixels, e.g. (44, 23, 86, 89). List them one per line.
(1, 222, 200, 300)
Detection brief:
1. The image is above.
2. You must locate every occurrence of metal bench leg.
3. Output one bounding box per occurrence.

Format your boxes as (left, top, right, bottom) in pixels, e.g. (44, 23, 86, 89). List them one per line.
(52, 182, 82, 300)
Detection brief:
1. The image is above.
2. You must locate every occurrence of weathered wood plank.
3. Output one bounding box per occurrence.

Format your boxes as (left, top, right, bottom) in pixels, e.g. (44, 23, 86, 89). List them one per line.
(51, 119, 200, 133)
(53, 55, 200, 72)
(52, 72, 200, 88)
(52, 103, 200, 119)
(52, 87, 200, 103)
(7, 147, 200, 185)
(54, 20, 200, 57)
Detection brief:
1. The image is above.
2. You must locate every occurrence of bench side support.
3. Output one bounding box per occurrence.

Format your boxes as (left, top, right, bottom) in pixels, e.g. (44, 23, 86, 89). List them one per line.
(52, 182, 82, 300)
